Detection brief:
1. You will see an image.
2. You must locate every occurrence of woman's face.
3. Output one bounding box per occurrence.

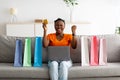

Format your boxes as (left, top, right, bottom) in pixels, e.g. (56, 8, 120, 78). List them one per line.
(54, 20, 65, 34)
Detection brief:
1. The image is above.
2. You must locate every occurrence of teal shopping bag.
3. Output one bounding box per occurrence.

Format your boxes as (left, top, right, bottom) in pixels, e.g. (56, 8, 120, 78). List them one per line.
(33, 37, 42, 67)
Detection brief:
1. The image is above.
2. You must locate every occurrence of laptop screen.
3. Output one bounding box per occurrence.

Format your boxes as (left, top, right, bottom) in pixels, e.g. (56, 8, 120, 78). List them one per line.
(48, 46, 71, 62)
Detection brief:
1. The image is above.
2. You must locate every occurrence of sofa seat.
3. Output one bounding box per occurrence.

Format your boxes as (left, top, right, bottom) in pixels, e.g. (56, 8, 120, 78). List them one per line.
(0, 63, 120, 79)
(0, 63, 49, 79)
(70, 62, 120, 78)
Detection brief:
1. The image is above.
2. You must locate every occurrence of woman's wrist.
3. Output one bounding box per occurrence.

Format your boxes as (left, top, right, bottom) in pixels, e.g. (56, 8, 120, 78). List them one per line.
(44, 30, 47, 33)
(43, 30, 47, 36)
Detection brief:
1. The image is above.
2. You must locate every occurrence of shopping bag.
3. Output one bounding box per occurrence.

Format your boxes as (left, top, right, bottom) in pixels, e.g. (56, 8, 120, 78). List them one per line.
(14, 39, 23, 67)
(23, 38, 32, 67)
(99, 38, 107, 65)
(81, 36, 89, 66)
(33, 37, 42, 67)
(90, 36, 99, 66)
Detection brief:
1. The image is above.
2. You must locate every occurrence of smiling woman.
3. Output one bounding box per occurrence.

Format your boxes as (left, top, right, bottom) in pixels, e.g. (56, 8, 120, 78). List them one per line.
(42, 18, 77, 80)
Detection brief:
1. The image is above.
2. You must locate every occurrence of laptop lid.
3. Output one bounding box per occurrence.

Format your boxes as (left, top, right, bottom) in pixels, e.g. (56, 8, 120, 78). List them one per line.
(48, 46, 71, 62)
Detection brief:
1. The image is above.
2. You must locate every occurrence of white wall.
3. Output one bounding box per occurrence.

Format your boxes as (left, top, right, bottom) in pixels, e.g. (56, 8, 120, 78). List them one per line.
(1, 0, 120, 35)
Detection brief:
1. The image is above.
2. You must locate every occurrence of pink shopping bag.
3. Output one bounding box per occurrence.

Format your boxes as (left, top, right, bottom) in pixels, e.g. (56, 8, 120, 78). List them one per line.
(90, 36, 99, 66)
(99, 38, 107, 65)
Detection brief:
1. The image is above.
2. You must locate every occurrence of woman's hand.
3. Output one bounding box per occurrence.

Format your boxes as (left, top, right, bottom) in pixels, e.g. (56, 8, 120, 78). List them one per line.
(42, 23, 47, 31)
(42, 23, 49, 48)
(71, 25, 77, 49)
(71, 25, 77, 35)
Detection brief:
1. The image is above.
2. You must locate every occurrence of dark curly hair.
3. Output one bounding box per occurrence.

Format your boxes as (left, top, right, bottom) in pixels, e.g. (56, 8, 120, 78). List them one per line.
(54, 18, 65, 24)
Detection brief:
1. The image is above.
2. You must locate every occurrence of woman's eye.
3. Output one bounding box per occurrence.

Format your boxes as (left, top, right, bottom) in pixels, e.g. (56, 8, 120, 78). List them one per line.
(55, 26, 58, 27)
(55, 25, 64, 28)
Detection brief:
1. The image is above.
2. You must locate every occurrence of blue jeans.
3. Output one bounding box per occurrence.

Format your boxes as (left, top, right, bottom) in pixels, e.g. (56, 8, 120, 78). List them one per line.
(48, 60, 72, 80)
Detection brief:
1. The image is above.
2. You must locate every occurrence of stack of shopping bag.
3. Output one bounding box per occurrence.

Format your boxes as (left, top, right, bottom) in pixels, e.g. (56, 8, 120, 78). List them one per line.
(81, 36, 107, 66)
(14, 37, 42, 67)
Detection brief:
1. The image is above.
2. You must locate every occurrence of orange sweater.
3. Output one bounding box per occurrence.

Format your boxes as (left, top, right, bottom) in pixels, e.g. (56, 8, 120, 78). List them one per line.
(47, 33, 72, 46)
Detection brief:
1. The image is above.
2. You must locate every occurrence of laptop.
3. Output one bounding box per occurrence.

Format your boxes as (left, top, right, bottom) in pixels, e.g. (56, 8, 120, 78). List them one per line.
(48, 46, 71, 62)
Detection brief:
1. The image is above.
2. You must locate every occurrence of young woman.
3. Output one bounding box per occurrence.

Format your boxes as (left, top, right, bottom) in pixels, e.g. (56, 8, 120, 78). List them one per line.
(42, 18, 77, 80)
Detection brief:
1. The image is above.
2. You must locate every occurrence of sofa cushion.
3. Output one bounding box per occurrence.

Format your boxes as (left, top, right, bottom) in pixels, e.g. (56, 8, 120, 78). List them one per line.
(96, 34, 120, 62)
(69, 63, 120, 78)
(0, 35, 49, 63)
(1, 63, 120, 79)
(103, 34, 120, 62)
(0, 36, 34, 63)
(81, 34, 120, 62)
(0, 63, 49, 79)
(70, 35, 81, 63)
(0, 35, 39, 63)
(0, 35, 16, 63)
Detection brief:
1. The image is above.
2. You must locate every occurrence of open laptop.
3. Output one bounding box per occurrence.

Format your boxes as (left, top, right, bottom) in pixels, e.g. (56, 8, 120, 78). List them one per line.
(48, 46, 71, 62)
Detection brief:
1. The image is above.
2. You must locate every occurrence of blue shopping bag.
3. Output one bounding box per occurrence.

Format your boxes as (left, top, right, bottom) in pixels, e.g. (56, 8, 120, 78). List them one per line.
(14, 39, 23, 67)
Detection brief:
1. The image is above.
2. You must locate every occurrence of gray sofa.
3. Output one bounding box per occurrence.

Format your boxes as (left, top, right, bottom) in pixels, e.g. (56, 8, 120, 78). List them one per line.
(0, 34, 120, 80)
